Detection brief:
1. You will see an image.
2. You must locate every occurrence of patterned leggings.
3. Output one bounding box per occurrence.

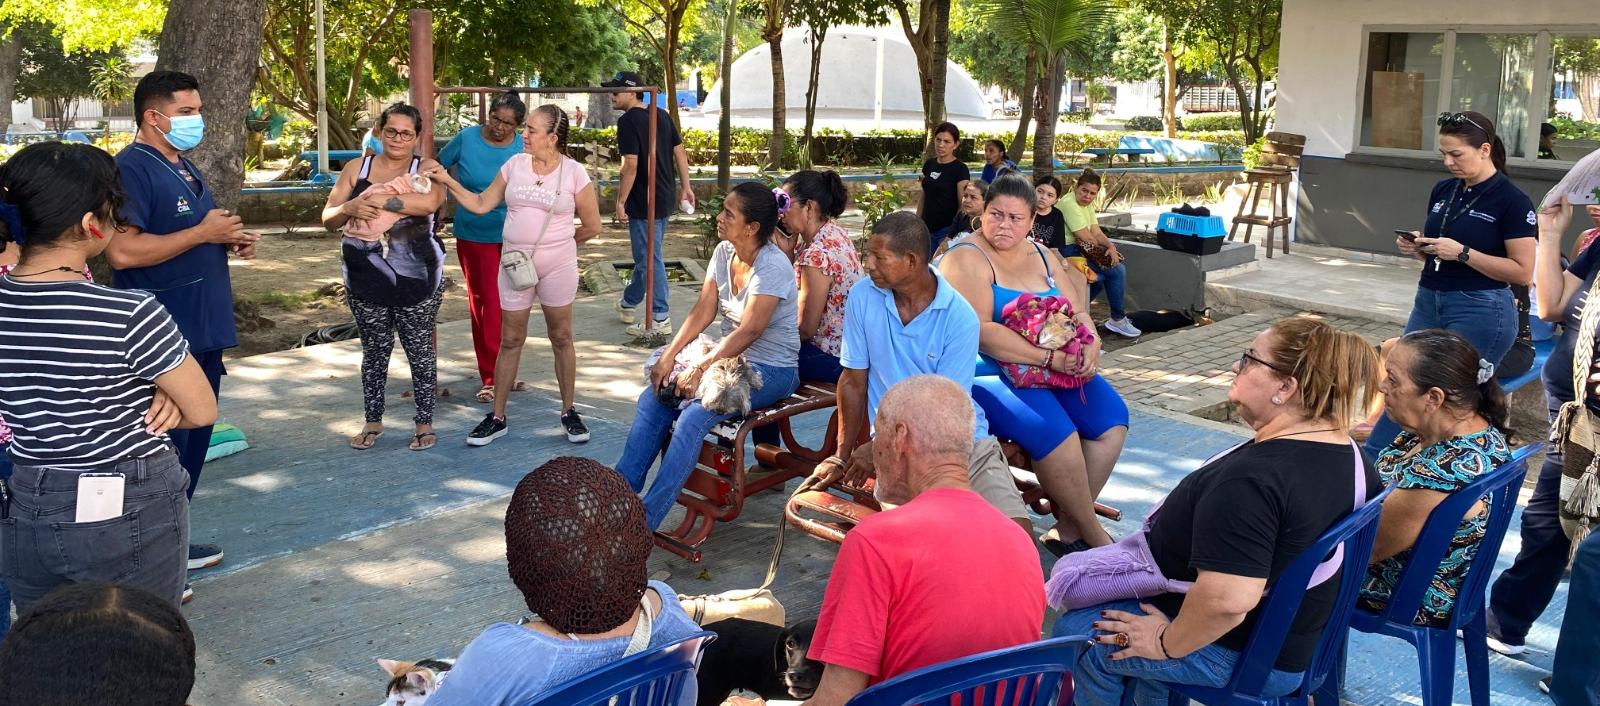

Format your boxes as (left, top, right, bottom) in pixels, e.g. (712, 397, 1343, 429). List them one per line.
(348, 285, 443, 425)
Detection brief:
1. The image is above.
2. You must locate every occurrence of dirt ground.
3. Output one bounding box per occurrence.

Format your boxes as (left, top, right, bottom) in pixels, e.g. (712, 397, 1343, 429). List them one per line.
(224, 220, 712, 359)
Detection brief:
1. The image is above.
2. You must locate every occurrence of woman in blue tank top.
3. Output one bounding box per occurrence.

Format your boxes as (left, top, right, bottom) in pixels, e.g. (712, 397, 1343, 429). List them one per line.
(940, 174, 1128, 554)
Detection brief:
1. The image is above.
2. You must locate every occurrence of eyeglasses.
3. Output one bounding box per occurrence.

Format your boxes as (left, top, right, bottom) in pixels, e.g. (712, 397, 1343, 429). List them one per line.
(488, 115, 518, 129)
(382, 128, 417, 142)
(1437, 112, 1486, 132)
(1239, 349, 1287, 374)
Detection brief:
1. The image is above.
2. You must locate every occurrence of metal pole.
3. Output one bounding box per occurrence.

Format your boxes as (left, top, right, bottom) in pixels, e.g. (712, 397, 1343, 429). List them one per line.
(315, 0, 329, 176)
(873, 30, 885, 130)
(645, 86, 659, 332)
(408, 10, 435, 158)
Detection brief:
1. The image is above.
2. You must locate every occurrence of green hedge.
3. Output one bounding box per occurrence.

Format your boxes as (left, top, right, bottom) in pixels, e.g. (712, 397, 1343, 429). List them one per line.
(561, 125, 1245, 168)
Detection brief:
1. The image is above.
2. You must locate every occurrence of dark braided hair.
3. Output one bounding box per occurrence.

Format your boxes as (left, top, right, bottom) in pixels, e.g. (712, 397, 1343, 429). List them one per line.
(504, 457, 651, 634)
(534, 104, 571, 156)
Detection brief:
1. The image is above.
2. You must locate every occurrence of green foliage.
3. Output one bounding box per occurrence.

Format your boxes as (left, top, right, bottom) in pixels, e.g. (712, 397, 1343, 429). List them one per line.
(1550, 117, 1600, 141)
(0, 0, 162, 52)
(949, 1, 1033, 98)
(1124, 115, 1163, 131)
(1063, 4, 1162, 83)
(89, 55, 133, 103)
(13, 23, 127, 130)
(1240, 135, 1266, 170)
(854, 178, 911, 236)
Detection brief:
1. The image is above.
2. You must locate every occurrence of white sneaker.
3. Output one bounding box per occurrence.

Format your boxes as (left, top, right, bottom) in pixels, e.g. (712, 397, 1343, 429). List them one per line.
(627, 318, 672, 339)
(616, 299, 637, 324)
(1104, 317, 1142, 338)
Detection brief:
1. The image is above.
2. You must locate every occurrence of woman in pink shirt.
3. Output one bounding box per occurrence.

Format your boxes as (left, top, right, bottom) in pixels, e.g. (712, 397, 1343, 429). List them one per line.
(426, 105, 602, 446)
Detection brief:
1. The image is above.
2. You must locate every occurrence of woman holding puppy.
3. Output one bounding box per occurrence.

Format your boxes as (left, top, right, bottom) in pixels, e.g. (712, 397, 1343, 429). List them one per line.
(1365, 110, 1536, 459)
(615, 182, 800, 529)
(424, 104, 602, 447)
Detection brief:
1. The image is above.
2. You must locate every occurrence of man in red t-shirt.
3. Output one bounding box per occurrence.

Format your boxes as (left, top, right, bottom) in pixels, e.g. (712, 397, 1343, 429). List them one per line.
(739, 375, 1045, 706)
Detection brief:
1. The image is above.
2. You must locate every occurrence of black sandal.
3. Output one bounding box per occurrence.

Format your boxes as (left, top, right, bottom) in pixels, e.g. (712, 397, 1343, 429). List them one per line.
(409, 431, 437, 451)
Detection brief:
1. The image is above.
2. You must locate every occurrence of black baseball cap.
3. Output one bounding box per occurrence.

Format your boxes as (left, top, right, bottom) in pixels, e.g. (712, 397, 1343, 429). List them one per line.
(602, 71, 644, 89)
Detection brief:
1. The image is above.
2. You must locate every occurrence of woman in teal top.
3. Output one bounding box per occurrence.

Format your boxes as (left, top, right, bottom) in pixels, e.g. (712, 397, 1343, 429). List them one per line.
(941, 174, 1128, 555)
(1362, 329, 1512, 626)
(437, 91, 527, 401)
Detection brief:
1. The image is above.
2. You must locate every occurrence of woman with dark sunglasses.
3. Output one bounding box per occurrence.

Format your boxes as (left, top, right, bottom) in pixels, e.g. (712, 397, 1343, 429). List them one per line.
(1365, 110, 1535, 459)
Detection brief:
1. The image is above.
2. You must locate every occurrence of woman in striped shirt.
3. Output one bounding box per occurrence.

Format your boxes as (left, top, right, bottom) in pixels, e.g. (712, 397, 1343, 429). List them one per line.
(0, 142, 217, 614)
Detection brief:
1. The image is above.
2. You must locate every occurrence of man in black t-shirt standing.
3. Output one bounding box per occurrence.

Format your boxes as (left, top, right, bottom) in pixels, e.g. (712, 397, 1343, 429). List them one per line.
(603, 71, 695, 337)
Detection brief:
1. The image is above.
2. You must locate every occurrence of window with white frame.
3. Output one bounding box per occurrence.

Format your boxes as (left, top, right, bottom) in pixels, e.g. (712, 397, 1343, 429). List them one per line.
(1359, 29, 1600, 168)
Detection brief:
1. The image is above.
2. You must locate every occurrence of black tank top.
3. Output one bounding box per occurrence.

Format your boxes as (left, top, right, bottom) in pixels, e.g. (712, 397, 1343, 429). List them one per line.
(342, 155, 445, 307)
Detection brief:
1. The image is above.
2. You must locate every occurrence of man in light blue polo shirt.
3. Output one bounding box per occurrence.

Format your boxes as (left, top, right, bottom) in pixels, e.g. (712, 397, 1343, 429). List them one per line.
(805, 212, 1028, 524)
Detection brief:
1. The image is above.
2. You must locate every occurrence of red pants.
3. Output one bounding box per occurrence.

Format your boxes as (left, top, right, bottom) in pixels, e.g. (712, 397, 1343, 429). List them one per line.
(456, 239, 504, 387)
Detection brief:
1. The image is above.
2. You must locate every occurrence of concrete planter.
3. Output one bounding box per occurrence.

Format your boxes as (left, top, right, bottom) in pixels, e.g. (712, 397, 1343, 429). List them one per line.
(1117, 239, 1255, 313)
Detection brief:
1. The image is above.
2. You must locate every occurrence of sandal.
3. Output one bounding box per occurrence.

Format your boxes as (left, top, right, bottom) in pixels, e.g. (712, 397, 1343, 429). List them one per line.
(475, 385, 495, 403)
(409, 431, 437, 450)
(349, 429, 383, 450)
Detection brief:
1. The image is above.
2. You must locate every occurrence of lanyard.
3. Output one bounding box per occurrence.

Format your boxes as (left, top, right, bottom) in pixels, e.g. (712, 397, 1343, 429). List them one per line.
(1431, 179, 1489, 271)
(133, 143, 202, 202)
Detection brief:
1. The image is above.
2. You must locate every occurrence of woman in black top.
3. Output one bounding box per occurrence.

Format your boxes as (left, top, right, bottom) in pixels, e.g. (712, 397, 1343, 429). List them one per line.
(917, 121, 971, 258)
(1365, 111, 1536, 458)
(321, 103, 449, 451)
(1051, 317, 1382, 704)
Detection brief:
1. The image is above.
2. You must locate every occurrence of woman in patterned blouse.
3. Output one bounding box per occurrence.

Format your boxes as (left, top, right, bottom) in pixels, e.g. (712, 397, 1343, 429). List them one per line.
(1362, 329, 1513, 625)
(773, 170, 864, 383)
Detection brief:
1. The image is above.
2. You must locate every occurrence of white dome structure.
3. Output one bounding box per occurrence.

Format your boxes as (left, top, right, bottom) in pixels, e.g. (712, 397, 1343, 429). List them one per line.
(702, 25, 988, 121)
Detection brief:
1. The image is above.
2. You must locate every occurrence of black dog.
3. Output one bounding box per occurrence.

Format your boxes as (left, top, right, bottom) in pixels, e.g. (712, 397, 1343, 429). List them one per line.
(697, 618, 822, 706)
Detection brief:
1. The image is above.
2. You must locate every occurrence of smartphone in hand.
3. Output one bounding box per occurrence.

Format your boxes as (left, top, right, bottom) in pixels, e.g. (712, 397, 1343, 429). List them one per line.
(1393, 229, 1418, 242)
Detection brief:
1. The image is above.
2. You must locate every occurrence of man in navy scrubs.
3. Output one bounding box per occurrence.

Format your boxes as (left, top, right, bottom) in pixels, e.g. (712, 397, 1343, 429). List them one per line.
(107, 70, 259, 600)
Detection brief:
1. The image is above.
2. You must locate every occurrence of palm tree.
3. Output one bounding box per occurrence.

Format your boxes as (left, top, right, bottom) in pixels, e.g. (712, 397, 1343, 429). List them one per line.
(974, 0, 1112, 178)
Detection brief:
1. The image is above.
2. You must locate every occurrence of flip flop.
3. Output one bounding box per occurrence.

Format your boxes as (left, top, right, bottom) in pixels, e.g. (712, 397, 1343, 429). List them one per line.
(349, 429, 383, 450)
(409, 431, 437, 451)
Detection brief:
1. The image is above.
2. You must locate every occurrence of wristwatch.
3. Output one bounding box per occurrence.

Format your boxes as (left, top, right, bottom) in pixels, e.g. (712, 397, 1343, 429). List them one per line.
(1456, 247, 1471, 264)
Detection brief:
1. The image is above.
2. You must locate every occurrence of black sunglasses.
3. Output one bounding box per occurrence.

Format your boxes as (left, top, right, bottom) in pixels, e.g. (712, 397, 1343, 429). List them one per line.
(1239, 349, 1288, 374)
(1437, 112, 1486, 132)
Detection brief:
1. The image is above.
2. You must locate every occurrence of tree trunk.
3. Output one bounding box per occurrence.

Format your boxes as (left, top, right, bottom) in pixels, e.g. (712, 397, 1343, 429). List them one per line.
(0, 29, 19, 135)
(764, 2, 786, 171)
(1220, 59, 1259, 144)
(1032, 57, 1064, 179)
(1007, 48, 1036, 162)
(717, 0, 736, 190)
(802, 26, 827, 170)
(1576, 74, 1600, 124)
(587, 86, 616, 128)
(662, 2, 688, 129)
(899, 0, 952, 157)
(1160, 23, 1179, 138)
(157, 0, 266, 211)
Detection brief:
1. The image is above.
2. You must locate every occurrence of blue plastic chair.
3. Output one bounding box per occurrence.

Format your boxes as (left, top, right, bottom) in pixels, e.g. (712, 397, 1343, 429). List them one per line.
(1319, 443, 1540, 706)
(1125, 485, 1394, 706)
(846, 636, 1082, 706)
(525, 632, 715, 706)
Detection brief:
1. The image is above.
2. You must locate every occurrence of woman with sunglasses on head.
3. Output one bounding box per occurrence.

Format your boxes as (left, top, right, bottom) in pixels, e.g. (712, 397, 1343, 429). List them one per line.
(425, 105, 603, 447)
(322, 102, 449, 451)
(1365, 110, 1536, 459)
(436, 91, 528, 405)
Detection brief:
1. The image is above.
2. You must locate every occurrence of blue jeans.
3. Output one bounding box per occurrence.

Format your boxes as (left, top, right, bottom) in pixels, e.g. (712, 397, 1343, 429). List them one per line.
(617, 363, 800, 528)
(1551, 530, 1600, 705)
(1089, 261, 1129, 320)
(752, 342, 839, 450)
(1363, 286, 1516, 459)
(928, 225, 953, 260)
(622, 217, 672, 319)
(1053, 600, 1303, 706)
(1488, 390, 1572, 644)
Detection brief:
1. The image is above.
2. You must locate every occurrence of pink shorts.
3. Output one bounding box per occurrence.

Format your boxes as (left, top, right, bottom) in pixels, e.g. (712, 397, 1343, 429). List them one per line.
(499, 243, 579, 311)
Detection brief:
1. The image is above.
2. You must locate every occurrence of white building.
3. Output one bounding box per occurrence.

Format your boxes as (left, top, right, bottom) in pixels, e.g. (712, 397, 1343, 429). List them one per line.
(1275, 0, 1597, 251)
(702, 25, 989, 123)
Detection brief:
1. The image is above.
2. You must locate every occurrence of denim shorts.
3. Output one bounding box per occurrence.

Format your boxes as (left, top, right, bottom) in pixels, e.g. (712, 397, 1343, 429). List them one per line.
(0, 447, 190, 613)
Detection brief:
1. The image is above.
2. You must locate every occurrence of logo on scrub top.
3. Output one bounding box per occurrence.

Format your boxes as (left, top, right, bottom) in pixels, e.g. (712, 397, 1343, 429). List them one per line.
(1527, 211, 1537, 225)
(1431, 201, 1443, 213)
(175, 197, 192, 216)
(929, 171, 942, 180)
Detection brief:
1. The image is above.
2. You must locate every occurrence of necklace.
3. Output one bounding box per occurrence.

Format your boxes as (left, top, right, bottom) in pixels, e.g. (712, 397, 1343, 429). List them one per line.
(1260, 427, 1342, 443)
(7, 265, 75, 278)
(532, 155, 558, 186)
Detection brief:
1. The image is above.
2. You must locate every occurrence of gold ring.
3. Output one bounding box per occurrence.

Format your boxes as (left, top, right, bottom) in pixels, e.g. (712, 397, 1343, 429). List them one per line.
(1115, 632, 1131, 648)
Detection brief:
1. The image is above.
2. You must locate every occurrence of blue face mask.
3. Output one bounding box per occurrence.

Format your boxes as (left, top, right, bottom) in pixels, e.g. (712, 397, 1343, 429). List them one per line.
(159, 113, 205, 151)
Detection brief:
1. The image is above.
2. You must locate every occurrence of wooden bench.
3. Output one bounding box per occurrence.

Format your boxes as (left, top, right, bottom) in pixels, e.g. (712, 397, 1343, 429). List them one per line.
(785, 438, 1123, 545)
(653, 382, 851, 562)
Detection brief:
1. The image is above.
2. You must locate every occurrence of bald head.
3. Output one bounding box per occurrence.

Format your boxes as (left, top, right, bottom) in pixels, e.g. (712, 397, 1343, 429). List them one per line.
(877, 375, 975, 460)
